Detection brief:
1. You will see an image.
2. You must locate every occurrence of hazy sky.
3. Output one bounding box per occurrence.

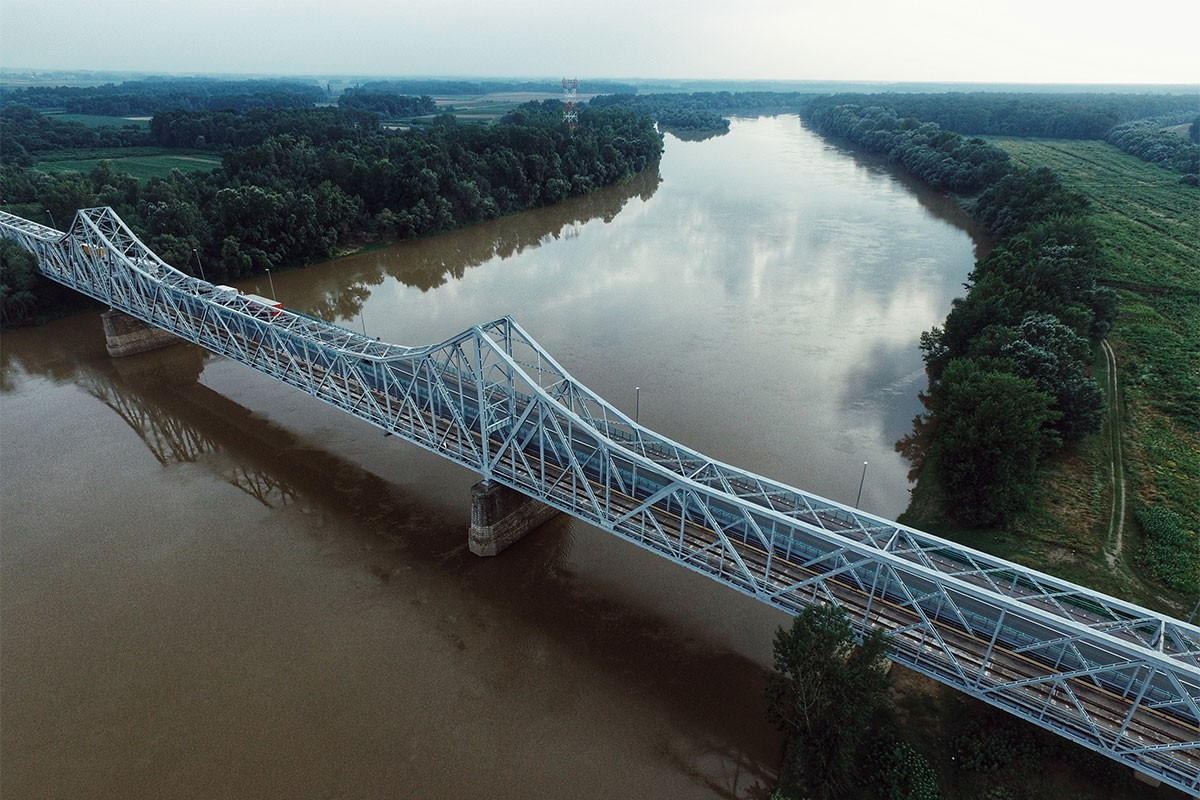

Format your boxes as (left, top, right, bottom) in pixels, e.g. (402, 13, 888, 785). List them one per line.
(1, 0, 1197, 85)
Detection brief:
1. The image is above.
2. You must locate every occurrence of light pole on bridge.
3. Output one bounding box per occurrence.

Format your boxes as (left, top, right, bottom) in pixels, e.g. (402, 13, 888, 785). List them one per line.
(192, 249, 206, 282)
(265, 268, 277, 301)
(635, 386, 640, 424)
(45, 209, 56, 230)
(855, 461, 868, 509)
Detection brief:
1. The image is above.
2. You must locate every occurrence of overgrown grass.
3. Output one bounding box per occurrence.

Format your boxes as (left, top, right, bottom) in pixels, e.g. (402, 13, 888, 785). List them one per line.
(43, 112, 151, 129)
(33, 147, 222, 181)
(900, 436, 1137, 600)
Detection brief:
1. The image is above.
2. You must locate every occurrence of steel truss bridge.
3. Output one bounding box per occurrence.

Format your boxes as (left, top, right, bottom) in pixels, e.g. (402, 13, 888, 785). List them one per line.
(3, 208, 1198, 794)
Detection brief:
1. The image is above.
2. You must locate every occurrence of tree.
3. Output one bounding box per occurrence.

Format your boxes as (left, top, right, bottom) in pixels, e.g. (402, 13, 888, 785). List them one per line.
(765, 603, 892, 799)
(928, 358, 1060, 526)
(996, 313, 1104, 443)
(0, 239, 40, 327)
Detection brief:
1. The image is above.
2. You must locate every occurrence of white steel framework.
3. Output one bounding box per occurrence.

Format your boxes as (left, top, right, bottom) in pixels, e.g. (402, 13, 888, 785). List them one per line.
(562, 77, 579, 129)
(2, 208, 1197, 794)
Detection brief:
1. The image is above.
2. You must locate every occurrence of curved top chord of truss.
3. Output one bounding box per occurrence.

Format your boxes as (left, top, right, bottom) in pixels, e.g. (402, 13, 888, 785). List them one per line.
(2, 207, 1197, 793)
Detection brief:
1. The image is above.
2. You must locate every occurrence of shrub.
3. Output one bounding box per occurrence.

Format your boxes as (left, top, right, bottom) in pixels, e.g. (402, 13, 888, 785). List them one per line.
(1134, 505, 1200, 593)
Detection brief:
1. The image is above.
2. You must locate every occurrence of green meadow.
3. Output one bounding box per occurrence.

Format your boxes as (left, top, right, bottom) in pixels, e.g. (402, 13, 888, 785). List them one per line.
(34, 147, 222, 181)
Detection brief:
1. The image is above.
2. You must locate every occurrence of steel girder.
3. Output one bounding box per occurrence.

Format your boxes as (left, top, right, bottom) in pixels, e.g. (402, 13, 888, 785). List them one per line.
(2, 208, 1197, 794)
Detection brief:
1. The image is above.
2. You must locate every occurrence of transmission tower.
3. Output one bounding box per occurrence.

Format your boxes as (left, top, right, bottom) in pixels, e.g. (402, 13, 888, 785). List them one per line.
(562, 78, 579, 130)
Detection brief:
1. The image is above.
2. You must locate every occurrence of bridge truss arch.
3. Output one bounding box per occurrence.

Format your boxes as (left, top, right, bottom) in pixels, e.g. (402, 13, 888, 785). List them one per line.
(2, 208, 1197, 793)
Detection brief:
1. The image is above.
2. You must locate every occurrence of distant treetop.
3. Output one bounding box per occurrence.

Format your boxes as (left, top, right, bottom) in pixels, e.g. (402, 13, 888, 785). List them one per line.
(0, 78, 326, 116)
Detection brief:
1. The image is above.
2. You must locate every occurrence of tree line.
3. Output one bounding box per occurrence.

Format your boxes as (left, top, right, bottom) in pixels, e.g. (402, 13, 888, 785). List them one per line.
(808, 92, 1199, 140)
(802, 101, 1010, 193)
(0, 77, 327, 116)
(350, 78, 638, 96)
(921, 172, 1113, 525)
(337, 90, 436, 117)
(0, 102, 663, 326)
(803, 102, 1111, 526)
(1106, 118, 1200, 184)
(590, 91, 816, 134)
(148, 107, 381, 150)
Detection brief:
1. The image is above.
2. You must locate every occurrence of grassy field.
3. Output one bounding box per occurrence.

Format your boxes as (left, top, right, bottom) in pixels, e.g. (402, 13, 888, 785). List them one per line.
(33, 147, 222, 181)
(985, 138, 1199, 615)
(43, 111, 151, 129)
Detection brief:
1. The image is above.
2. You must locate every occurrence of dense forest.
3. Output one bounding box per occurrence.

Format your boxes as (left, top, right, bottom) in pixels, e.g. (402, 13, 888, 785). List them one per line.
(1106, 117, 1200, 183)
(0, 104, 150, 164)
(148, 107, 381, 149)
(806, 92, 1199, 139)
(0, 102, 663, 325)
(0, 78, 327, 115)
(916, 168, 1113, 524)
(338, 90, 436, 117)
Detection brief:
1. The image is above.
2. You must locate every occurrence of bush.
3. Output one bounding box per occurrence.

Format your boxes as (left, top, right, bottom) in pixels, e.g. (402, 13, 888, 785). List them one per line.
(1134, 505, 1200, 592)
(953, 719, 1042, 774)
(872, 738, 942, 800)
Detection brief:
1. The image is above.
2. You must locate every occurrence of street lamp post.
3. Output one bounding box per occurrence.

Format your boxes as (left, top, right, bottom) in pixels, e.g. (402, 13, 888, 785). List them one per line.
(265, 268, 276, 300)
(45, 209, 56, 229)
(635, 386, 640, 424)
(855, 461, 869, 508)
(192, 249, 206, 282)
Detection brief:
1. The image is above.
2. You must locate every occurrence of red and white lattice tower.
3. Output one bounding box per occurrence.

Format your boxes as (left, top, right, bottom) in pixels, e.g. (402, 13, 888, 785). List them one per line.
(562, 78, 579, 130)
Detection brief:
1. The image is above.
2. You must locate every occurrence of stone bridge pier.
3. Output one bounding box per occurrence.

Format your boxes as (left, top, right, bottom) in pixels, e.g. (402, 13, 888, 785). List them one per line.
(101, 309, 179, 357)
(469, 480, 560, 556)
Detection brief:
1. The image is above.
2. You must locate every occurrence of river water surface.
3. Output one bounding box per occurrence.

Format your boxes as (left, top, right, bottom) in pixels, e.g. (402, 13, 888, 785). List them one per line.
(1, 116, 981, 798)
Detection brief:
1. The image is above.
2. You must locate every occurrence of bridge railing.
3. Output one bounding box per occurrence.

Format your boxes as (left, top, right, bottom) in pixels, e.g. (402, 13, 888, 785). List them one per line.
(2, 207, 1196, 793)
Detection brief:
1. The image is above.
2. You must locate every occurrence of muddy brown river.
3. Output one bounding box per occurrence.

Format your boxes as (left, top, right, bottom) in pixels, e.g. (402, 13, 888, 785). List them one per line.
(1, 116, 982, 798)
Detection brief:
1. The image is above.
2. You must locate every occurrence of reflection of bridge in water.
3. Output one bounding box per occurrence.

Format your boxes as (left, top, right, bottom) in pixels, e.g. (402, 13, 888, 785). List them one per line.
(82, 361, 298, 510)
(2, 207, 1197, 794)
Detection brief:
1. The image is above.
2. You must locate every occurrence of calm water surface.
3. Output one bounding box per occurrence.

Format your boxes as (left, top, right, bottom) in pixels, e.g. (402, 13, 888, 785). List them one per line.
(1, 116, 981, 798)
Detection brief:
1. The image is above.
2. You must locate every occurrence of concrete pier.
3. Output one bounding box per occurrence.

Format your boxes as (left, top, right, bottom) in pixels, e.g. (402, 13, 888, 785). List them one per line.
(101, 310, 179, 357)
(468, 480, 560, 556)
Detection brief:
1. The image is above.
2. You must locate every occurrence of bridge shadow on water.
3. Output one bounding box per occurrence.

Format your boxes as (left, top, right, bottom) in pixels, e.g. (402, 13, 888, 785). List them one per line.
(3, 323, 781, 798)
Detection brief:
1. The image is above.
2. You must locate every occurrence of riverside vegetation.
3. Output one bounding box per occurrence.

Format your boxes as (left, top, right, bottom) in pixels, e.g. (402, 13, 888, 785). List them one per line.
(793, 92, 1197, 800)
(1, 98, 663, 324)
(800, 95, 1199, 610)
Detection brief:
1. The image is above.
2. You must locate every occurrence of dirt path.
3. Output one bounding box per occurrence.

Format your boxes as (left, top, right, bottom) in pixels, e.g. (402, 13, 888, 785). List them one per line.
(1102, 339, 1127, 567)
